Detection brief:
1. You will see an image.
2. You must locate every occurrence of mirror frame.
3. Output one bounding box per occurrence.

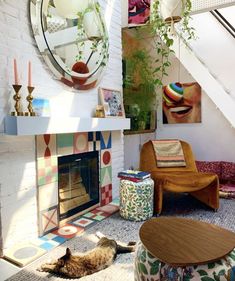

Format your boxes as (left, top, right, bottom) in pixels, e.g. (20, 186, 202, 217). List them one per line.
(30, 0, 109, 90)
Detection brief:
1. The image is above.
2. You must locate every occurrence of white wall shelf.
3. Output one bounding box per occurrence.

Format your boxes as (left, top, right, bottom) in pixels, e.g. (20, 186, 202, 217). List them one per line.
(4, 116, 130, 136)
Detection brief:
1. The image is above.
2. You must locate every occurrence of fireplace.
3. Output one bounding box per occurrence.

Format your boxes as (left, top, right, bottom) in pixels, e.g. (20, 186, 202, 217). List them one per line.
(36, 132, 113, 236)
(58, 151, 99, 220)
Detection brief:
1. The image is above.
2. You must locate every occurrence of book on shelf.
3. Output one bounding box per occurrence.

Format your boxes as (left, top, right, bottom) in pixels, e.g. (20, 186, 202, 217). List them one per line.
(118, 170, 150, 180)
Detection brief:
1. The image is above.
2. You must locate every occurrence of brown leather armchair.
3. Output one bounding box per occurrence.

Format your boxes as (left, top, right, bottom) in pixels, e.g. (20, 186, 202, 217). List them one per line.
(140, 140, 219, 214)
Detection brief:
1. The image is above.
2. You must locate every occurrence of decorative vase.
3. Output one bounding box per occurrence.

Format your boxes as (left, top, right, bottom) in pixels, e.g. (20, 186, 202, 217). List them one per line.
(54, 0, 88, 19)
(160, 0, 184, 23)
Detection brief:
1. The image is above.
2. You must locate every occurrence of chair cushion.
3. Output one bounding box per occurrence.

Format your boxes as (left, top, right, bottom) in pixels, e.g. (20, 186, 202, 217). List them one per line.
(221, 161, 235, 181)
(152, 139, 186, 167)
(196, 160, 221, 177)
(151, 171, 219, 193)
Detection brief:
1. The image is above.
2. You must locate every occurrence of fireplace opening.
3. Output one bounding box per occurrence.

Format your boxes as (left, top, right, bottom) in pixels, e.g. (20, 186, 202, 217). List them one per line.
(58, 151, 99, 221)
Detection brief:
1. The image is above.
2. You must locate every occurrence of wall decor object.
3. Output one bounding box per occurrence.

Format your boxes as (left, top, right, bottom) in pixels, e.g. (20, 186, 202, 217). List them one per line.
(95, 105, 105, 118)
(99, 88, 125, 118)
(122, 28, 156, 134)
(32, 98, 50, 116)
(30, 0, 109, 91)
(162, 82, 202, 124)
(128, 0, 151, 26)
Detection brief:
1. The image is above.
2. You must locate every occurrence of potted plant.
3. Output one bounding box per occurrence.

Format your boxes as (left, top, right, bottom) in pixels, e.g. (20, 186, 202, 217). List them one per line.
(150, 0, 196, 87)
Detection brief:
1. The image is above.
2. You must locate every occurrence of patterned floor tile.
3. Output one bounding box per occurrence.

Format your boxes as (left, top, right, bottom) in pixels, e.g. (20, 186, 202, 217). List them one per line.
(96, 204, 119, 214)
(37, 232, 67, 246)
(52, 224, 84, 239)
(31, 237, 60, 251)
(83, 210, 110, 221)
(4, 243, 47, 267)
(71, 217, 96, 228)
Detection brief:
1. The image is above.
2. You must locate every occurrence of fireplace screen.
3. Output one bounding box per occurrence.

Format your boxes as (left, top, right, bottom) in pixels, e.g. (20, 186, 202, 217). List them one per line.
(58, 151, 99, 220)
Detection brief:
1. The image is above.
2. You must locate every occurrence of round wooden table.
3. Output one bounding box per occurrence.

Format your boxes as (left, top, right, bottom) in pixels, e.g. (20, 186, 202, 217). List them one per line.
(139, 217, 235, 266)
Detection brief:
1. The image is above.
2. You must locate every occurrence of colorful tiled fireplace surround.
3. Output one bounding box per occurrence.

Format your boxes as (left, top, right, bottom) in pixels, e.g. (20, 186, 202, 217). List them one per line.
(36, 131, 113, 236)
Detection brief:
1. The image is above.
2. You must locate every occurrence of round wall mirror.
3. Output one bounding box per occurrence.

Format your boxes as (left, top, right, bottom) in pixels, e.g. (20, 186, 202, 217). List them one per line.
(30, 0, 109, 90)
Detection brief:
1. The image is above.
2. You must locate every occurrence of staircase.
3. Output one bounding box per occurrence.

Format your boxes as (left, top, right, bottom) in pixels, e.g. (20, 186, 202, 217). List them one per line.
(172, 11, 235, 128)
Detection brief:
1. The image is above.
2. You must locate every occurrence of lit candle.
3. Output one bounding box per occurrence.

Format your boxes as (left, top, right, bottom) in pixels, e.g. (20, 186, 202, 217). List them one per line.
(28, 61, 32, 87)
(13, 59, 19, 85)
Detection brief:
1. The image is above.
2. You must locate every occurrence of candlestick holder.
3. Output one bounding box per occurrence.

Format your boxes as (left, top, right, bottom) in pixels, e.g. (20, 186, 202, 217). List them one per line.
(11, 84, 23, 116)
(25, 86, 36, 116)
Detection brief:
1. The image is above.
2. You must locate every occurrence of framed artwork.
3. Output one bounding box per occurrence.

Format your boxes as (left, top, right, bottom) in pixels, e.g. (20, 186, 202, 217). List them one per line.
(128, 0, 151, 27)
(99, 88, 125, 117)
(162, 82, 202, 124)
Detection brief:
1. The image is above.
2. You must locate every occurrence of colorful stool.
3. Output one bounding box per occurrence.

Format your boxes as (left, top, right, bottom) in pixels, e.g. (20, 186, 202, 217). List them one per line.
(134, 243, 235, 281)
(134, 217, 235, 281)
(119, 178, 154, 221)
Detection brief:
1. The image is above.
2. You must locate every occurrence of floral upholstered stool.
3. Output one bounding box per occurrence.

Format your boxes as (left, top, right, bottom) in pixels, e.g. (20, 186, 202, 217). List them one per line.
(134, 217, 235, 281)
(119, 178, 154, 221)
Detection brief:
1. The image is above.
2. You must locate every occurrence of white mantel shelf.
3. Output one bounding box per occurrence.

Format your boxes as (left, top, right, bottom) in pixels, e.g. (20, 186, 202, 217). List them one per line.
(4, 116, 130, 136)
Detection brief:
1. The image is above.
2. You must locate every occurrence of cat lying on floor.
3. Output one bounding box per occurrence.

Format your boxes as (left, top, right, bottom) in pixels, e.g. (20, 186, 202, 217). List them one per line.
(37, 233, 136, 278)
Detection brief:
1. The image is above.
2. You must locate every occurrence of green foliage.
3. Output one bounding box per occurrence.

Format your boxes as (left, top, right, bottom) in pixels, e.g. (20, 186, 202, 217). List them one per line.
(150, 0, 196, 86)
(123, 49, 156, 112)
(75, 3, 109, 65)
(123, 48, 156, 130)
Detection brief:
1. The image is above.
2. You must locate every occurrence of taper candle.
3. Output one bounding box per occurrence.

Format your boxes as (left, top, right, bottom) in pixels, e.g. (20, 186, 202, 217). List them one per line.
(13, 59, 19, 85)
(28, 61, 32, 87)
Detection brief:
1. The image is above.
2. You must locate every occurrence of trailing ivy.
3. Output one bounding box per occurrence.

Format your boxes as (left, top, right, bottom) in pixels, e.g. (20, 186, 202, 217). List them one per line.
(150, 0, 196, 87)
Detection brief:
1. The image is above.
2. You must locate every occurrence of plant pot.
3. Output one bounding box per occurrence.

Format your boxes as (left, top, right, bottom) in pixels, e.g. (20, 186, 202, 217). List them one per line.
(83, 10, 102, 39)
(138, 120, 146, 131)
(54, 0, 88, 19)
(160, 0, 183, 23)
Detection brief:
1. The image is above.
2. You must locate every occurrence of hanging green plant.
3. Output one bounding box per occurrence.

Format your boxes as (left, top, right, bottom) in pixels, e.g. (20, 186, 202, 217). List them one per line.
(150, 0, 196, 87)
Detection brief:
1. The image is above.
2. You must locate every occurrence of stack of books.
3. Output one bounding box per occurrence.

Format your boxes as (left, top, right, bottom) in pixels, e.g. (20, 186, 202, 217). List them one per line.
(118, 170, 151, 182)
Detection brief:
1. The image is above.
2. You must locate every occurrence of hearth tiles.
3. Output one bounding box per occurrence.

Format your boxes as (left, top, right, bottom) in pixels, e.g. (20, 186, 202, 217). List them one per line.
(101, 184, 112, 206)
(57, 133, 74, 156)
(88, 132, 101, 151)
(39, 206, 59, 236)
(83, 209, 111, 221)
(37, 156, 58, 186)
(38, 182, 58, 212)
(3, 199, 120, 268)
(4, 243, 47, 267)
(52, 224, 84, 239)
(100, 131, 112, 149)
(74, 132, 88, 153)
(96, 203, 119, 213)
(36, 134, 57, 158)
(71, 217, 96, 228)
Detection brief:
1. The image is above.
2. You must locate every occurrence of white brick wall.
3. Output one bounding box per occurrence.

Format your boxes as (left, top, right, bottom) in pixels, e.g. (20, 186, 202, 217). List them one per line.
(0, 0, 124, 252)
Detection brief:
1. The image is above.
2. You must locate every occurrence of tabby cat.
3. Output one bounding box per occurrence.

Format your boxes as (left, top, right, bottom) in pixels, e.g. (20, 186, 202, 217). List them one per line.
(38, 235, 136, 278)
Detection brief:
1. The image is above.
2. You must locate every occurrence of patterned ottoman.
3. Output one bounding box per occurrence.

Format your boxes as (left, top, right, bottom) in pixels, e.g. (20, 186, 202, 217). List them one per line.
(119, 178, 154, 221)
(134, 217, 235, 281)
(134, 243, 235, 281)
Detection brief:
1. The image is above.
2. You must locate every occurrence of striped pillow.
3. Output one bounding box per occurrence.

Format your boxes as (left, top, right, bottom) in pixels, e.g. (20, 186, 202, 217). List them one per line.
(152, 139, 186, 167)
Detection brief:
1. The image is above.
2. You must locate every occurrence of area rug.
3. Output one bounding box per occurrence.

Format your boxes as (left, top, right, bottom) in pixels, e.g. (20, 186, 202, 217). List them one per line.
(7, 194, 235, 281)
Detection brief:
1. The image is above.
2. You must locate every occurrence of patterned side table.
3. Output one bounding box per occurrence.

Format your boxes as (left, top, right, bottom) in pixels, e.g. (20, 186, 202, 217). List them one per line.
(119, 178, 154, 221)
